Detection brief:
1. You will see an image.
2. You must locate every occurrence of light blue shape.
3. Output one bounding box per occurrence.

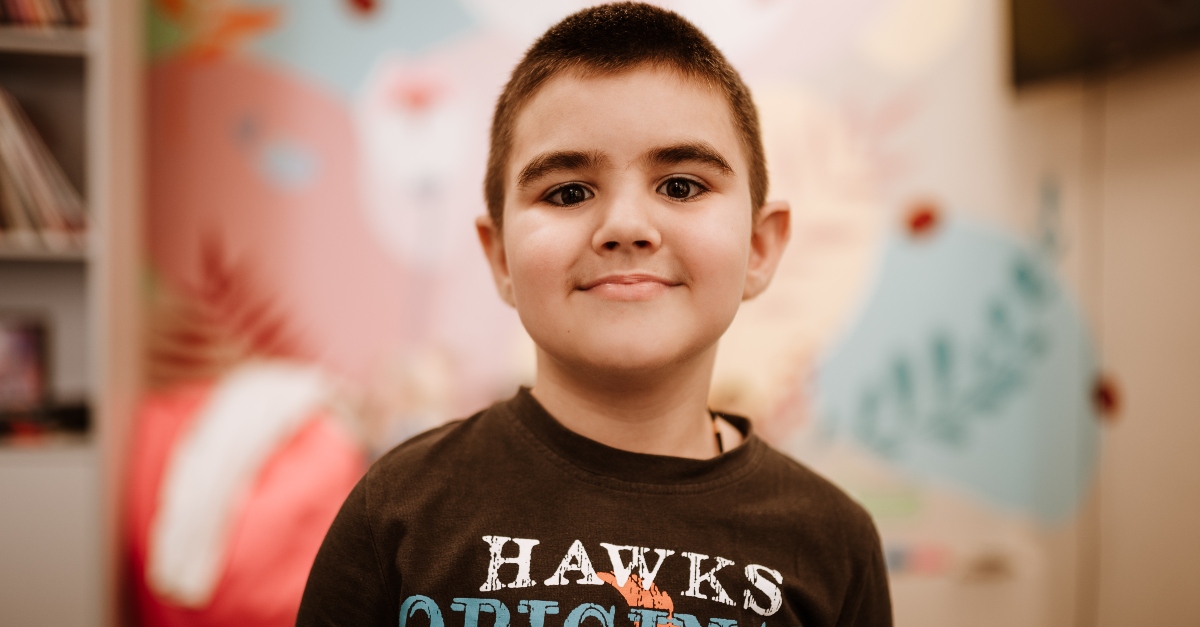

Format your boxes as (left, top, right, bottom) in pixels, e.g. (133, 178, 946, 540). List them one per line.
(240, 0, 475, 96)
(517, 600, 560, 627)
(814, 215, 1100, 523)
(451, 598, 511, 627)
(400, 595, 445, 627)
(565, 604, 615, 627)
(628, 609, 668, 627)
(667, 614, 702, 627)
(259, 138, 320, 191)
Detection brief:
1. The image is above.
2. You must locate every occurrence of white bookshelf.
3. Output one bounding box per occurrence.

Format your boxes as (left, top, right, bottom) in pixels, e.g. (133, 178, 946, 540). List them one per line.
(0, 35, 91, 426)
(0, 243, 88, 261)
(0, 25, 89, 56)
(0, 1, 142, 626)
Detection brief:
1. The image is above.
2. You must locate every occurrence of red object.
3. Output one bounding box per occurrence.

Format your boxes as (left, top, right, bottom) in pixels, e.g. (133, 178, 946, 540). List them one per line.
(347, 0, 376, 16)
(904, 202, 941, 238)
(7, 420, 47, 446)
(125, 383, 365, 627)
(156, 0, 186, 20)
(389, 79, 445, 114)
(908, 545, 950, 575)
(1094, 374, 1120, 422)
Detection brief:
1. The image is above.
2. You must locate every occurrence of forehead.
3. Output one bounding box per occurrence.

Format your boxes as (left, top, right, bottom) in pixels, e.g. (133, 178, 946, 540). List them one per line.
(507, 66, 746, 181)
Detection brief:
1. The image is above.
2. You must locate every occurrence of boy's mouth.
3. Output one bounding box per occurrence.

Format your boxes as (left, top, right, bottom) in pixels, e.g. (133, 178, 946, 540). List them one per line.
(578, 273, 678, 301)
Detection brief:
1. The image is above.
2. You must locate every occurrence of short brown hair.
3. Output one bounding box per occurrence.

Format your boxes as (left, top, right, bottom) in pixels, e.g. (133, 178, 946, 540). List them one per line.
(484, 2, 768, 228)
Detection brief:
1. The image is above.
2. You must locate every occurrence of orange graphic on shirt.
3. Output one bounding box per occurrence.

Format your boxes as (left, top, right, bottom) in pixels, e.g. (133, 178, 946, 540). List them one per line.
(598, 571, 674, 626)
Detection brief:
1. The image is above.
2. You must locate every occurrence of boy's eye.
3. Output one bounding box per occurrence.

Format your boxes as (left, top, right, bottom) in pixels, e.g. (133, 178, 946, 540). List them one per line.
(544, 183, 593, 206)
(658, 177, 706, 200)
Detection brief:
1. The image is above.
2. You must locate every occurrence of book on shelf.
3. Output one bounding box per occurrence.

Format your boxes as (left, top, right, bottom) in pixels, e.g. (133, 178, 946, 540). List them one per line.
(0, 86, 86, 253)
(0, 0, 86, 28)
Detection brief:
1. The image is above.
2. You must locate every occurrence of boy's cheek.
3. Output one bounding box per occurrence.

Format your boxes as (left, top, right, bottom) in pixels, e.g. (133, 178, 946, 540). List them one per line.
(672, 223, 752, 280)
(506, 241, 578, 304)
(509, 220, 576, 262)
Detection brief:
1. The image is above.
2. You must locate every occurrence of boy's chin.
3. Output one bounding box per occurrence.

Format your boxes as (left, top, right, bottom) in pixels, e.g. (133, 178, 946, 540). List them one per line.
(540, 331, 719, 382)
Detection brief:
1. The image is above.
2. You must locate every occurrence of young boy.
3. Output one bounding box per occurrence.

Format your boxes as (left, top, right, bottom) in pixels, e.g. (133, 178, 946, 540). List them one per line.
(298, 3, 892, 626)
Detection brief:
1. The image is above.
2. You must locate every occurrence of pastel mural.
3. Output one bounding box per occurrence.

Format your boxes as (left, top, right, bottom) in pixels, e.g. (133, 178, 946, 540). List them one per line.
(137, 1, 1104, 626)
(814, 209, 1100, 523)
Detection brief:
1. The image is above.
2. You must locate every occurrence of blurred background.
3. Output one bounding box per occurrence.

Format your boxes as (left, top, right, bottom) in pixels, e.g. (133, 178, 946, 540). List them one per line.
(0, 0, 1197, 625)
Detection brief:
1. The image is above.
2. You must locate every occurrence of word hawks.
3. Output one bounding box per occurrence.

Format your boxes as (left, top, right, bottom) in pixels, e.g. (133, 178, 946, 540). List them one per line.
(397, 537, 786, 627)
(479, 536, 782, 616)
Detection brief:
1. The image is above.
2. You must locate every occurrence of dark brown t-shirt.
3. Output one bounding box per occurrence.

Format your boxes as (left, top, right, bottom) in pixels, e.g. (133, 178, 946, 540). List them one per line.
(297, 388, 892, 627)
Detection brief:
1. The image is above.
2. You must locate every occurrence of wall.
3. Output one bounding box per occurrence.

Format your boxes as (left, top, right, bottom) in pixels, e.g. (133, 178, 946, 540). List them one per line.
(1008, 36, 1200, 627)
(128, 0, 1200, 624)
(1094, 49, 1200, 626)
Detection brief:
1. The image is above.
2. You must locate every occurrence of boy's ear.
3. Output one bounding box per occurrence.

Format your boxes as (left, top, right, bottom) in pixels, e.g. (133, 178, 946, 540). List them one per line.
(476, 214, 516, 307)
(743, 200, 791, 301)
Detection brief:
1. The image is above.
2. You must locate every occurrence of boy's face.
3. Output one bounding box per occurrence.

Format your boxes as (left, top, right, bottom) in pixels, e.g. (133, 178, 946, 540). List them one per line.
(478, 65, 788, 376)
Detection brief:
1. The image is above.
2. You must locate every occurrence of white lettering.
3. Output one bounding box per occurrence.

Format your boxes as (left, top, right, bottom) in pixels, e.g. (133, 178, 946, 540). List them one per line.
(480, 535, 540, 591)
(599, 544, 675, 589)
(680, 552, 736, 605)
(544, 539, 604, 586)
(742, 564, 783, 616)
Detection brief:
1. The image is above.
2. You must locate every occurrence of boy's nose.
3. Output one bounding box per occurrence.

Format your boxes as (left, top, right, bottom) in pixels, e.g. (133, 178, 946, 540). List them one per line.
(591, 197, 662, 254)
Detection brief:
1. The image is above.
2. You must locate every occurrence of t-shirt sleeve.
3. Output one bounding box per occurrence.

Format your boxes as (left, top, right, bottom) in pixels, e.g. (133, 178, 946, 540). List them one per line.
(296, 474, 395, 626)
(835, 524, 893, 627)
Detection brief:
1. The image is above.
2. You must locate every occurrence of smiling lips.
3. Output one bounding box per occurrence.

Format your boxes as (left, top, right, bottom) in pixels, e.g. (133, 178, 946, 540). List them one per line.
(578, 273, 678, 301)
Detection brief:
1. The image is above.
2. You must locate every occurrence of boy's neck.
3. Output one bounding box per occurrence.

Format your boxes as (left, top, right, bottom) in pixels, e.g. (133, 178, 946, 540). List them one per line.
(529, 346, 731, 459)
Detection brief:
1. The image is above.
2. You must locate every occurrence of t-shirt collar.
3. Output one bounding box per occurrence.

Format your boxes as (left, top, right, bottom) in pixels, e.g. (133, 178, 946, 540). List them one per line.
(502, 386, 763, 487)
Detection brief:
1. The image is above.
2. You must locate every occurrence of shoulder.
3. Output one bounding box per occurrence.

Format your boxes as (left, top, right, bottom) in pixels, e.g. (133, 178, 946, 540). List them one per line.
(749, 440, 881, 547)
(357, 400, 522, 510)
(365, 407, 492, 483)
(744, 444, 892, 623)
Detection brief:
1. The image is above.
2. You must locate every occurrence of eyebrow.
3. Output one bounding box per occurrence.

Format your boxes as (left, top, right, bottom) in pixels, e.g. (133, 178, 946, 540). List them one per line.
(645, 142, 733, 175)
(514, 142, 734, 189)
(516, 150, 608, 189)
